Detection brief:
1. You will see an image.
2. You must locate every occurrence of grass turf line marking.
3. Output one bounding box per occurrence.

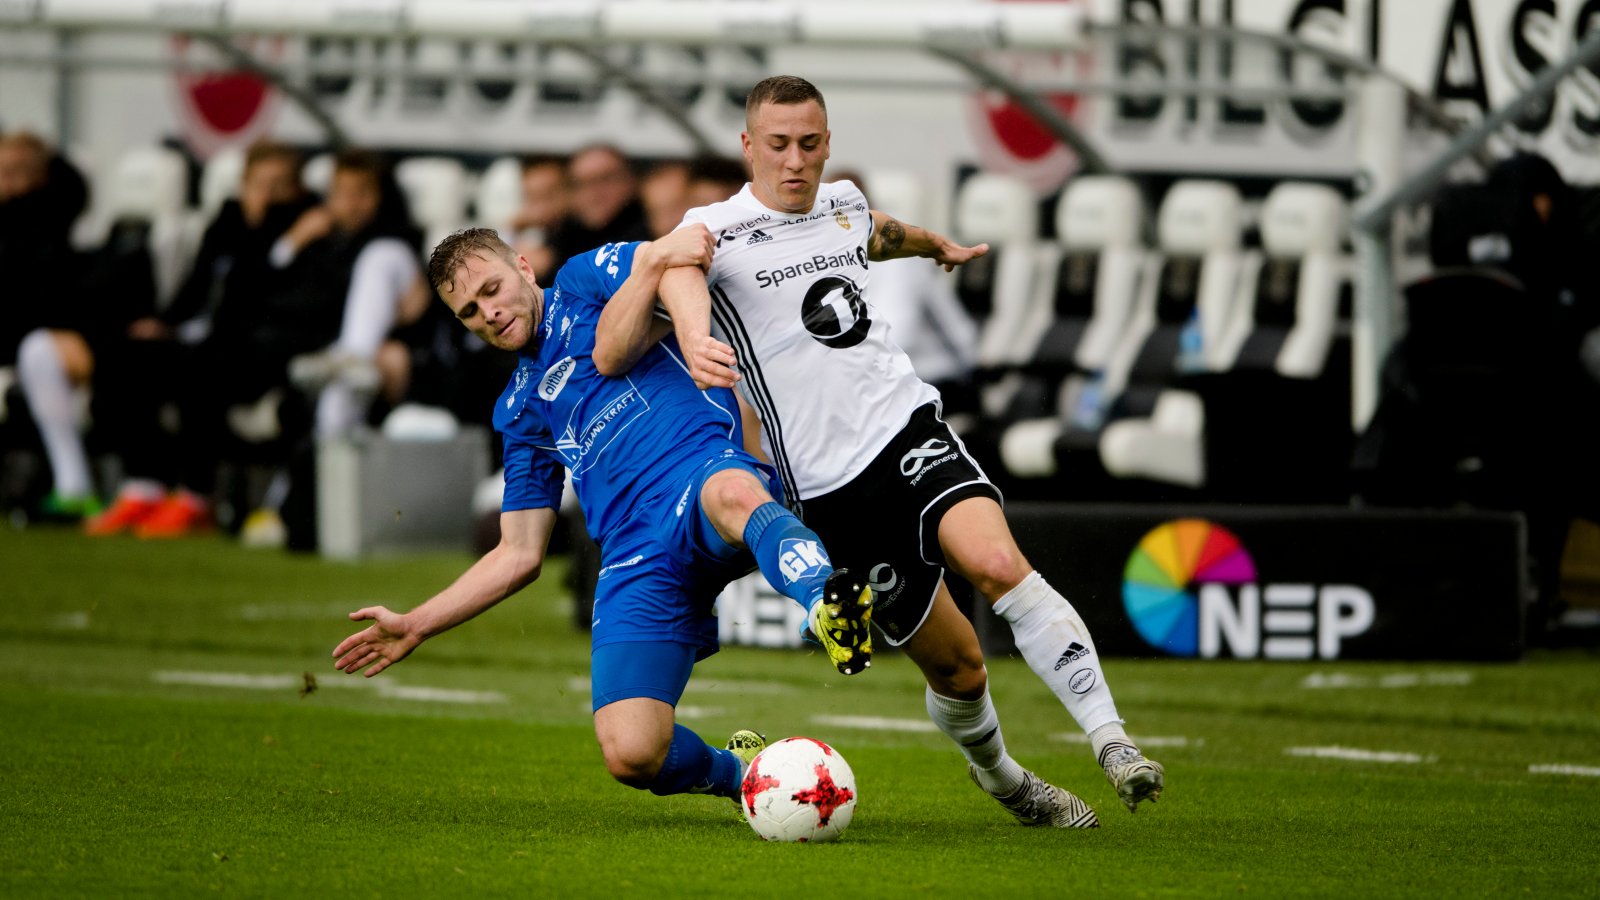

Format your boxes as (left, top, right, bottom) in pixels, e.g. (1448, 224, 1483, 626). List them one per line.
(1049, 733, 1203, 746)
(1300, 671, 1473, 690)
(235, 601, 362, 622)
(1528, 764, 1600, 777)
(1285, 745, 1436, 764)
(153, 670, 506, 704)
(811, 715, 939, 733)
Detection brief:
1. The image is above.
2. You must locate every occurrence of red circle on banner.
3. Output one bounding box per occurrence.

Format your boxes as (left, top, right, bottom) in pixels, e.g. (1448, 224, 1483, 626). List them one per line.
(171, 36, 282, 158)
(966, 0, 1088, 192)
(978, 85, 1080, 163)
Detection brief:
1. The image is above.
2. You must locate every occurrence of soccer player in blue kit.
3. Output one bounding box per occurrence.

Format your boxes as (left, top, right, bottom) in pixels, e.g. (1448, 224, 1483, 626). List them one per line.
(331, 224, 872, 805)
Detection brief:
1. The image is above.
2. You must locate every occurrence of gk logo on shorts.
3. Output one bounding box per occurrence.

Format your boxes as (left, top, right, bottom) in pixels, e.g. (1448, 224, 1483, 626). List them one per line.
(899, 438, 951, 478)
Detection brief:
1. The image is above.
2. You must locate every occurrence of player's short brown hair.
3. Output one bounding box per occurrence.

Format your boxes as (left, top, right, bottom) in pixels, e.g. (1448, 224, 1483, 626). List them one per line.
(745, 75, 826, 128)
(428, 226, 515, 295)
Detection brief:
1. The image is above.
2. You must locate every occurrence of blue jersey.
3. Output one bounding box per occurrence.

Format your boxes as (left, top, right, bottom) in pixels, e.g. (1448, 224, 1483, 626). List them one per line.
(495, 242, 745, 542)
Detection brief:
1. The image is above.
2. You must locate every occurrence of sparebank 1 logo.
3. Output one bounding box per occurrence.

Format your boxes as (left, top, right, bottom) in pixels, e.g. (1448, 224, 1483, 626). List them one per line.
(1122, 519, 1374, 660)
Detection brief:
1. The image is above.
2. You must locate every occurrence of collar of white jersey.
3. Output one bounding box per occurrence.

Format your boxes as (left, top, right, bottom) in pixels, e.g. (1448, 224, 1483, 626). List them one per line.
(727, 181, 851, 218)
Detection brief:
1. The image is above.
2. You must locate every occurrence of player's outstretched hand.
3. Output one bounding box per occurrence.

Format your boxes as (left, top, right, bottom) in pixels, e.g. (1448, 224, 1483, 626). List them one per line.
(931, 237, 989, 272)
(650, 223, 716, 272)
(685, 333, 740, 390)
(332, 606, 422, 677)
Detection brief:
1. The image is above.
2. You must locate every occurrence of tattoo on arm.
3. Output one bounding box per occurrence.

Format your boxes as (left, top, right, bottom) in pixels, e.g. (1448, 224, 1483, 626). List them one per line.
(877, 219, 905, 256)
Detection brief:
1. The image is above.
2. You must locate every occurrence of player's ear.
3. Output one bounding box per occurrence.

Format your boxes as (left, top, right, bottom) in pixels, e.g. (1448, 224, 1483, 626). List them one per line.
(514, 253, 539, 288)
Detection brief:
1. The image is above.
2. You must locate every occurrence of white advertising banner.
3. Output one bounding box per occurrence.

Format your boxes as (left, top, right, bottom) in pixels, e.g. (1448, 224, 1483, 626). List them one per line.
(3, 0, 1596, 187)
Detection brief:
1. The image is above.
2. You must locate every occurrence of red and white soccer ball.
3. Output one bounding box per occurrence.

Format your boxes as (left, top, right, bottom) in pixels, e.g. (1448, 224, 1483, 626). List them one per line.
(739, 737, 857, 843)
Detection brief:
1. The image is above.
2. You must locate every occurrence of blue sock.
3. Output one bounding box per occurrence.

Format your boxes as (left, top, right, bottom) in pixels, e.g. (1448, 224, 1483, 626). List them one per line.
(649, 724, 742, 798)
(743, 501, 834, 613)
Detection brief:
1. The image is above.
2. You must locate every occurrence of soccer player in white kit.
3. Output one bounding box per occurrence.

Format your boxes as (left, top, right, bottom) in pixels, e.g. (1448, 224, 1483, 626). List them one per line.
(597, 76, 1165, 827)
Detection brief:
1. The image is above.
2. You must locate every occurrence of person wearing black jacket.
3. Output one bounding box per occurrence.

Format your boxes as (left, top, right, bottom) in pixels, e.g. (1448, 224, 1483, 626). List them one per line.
(74, 141, 310, 535)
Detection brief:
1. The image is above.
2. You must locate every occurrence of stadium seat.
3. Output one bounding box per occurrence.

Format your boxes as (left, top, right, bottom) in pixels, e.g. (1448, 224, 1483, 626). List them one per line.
(396, 155, 469, 254)
(1215, 181, 1347, 378)
(1033, 174, 1147, 375)
(301, 152, 334, 196)
(1099, 181, 1347, 489)
(999, 179, 1246, 486)
(473, 155, 524, 235)
(950, 172, 1048, 418)
(991, 175, 1149, 430)
(98, 145, 193, 306)
(858, 167, 925, 223)
(197, 146, 246, 220)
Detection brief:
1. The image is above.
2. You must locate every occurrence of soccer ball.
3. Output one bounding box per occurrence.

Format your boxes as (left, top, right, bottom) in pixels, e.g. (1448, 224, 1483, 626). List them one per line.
(739, 737, 857, 843)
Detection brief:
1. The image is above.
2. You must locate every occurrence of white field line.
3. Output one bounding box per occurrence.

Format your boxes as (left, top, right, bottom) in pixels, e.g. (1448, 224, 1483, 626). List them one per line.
(1529, 764, 1600, 777)
(673, 706, 724, 720)
(235, 602, 359, 622)
(50, 612, 91, 630)
(1285, 745, 1436, 764)
(1051, 733, 1201, 748)
(152, 670, 505, 704)
(810, 715, 939, 733)
(1300, 671, 1474, 690)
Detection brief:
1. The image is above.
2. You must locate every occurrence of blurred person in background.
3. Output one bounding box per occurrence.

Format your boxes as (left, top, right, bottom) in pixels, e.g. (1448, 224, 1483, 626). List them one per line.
(683, 156, 747, 210)
(639, 158, 690, 239)
(539, 143, 649, 281)
(0, 132, 86, 366)
(59, 140, 312, 536)
(1, 130, 89, 518)
(507, 153, 569, 278)
(90, 147, 422, 541)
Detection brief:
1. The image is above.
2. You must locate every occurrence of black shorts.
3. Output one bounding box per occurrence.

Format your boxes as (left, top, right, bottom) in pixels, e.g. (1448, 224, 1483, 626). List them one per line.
(799, 403, 1001, 645)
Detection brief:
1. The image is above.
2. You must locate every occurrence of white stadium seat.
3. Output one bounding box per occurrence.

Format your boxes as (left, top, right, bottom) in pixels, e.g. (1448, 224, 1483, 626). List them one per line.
(101, 145, 193, 306)
(951, 172, 1047, 417)
(396, 155, 469, 254)
(473, 155, 525, 236)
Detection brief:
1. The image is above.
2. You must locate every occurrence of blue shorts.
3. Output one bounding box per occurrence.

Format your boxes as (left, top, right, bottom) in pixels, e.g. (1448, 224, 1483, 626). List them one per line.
(588, 449, 779, 710)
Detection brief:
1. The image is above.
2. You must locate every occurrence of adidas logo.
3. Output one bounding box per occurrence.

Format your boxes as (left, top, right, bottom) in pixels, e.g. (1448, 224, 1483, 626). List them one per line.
(1052, 641, 1091, 671)
(746, 229, 773, 245)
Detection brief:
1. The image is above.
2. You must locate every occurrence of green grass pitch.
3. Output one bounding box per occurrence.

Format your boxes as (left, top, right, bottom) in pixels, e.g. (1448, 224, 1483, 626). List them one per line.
(2, 526, 1598, 898)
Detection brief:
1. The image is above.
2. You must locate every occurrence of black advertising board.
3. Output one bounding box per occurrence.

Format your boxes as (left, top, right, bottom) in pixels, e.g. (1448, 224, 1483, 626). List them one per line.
(972, 505, 1527, 661)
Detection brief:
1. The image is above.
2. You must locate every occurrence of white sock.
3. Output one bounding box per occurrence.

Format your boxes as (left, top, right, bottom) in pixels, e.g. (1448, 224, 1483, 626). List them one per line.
(925, 686, 1027, 796)
(1089, 721, 1140, 767)
(993, 570, 1124, 736)
(314, 240, 411, 438)
(16, 330, 93, 497)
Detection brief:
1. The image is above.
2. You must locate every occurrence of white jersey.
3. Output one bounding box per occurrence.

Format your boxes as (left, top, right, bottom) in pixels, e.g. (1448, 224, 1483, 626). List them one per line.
(682, 181, 939, 505)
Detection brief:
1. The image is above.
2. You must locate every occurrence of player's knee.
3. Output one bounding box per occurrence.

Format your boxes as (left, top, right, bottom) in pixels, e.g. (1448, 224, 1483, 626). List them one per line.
(599, 738, 667, 788)
(957, 546, 1031, 600)
(702, 470, 768, 529)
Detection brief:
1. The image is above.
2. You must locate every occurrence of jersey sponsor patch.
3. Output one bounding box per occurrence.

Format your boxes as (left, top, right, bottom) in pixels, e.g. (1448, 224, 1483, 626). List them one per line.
(801, 274, 871, 349)
(754, 247, 866, 290)
(539, 356, 576, 401)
